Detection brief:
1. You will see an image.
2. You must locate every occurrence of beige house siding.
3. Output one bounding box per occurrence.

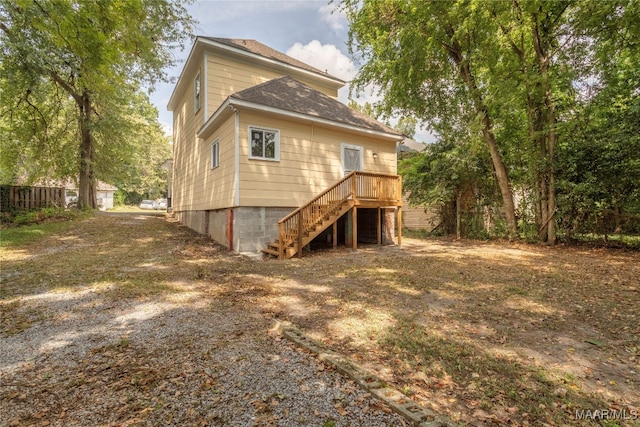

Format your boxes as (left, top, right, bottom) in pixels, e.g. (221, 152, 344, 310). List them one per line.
(237, 111, 397, 207)
(173, 115, 236, 212)
(206, 53, 338, 117)
(172, 59, 204, 212)
(172, 57, 237, 213)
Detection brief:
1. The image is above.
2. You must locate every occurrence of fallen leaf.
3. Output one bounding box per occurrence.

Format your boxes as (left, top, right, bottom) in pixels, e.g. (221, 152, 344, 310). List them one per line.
(585, 339, 604, 347)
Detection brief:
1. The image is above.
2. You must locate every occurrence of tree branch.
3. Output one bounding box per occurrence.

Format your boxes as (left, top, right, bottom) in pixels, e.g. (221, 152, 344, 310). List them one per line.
(49, 71, 81, 105)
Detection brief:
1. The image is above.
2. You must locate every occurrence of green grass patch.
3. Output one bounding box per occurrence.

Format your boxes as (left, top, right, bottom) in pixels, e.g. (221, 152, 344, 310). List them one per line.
(564, 233, 640, 249)
(402, 227, 432, 239)
(1, 208, 93, 248)
(0, 220, 76, 248)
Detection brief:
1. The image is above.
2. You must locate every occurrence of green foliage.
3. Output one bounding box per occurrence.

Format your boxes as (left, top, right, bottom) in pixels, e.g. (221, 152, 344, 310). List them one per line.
(555, 0, 640, 237)
(0, 209, 91, 248)
(343, 0, 640, 242)
(347, 100, 378, 119)
(113, 190, 127, 207)
(400, 131, 501, 237)
(394, 116, 417, 138)
(91, 92, 172, 195)
(0, 0, 193, 207)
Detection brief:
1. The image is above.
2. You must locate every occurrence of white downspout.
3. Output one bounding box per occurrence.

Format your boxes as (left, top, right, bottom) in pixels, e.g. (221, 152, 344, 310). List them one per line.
(203, 53, 208, 125)
(233, 107, 240, 207)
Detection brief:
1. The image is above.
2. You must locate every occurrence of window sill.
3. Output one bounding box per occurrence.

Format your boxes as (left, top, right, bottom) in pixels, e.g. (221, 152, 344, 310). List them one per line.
(248, 156, 280, 162)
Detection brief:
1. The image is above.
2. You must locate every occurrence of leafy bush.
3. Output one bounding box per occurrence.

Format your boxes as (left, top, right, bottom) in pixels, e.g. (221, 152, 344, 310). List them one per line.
(2, 207, 90, 228)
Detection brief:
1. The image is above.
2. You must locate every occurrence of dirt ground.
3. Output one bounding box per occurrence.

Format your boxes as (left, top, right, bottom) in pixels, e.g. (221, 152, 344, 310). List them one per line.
(1, 212, 639, 426)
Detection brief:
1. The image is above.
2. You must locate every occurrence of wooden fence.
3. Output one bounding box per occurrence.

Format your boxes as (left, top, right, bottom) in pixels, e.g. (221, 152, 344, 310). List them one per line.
(0, 185, 65, 212)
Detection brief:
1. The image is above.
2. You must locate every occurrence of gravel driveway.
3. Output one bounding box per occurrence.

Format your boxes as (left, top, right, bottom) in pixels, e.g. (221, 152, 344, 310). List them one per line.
(1, 213, 406, 426)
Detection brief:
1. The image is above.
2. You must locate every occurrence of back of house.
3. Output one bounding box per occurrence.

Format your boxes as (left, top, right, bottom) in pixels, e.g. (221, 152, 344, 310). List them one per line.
(168, 37, 403, 255)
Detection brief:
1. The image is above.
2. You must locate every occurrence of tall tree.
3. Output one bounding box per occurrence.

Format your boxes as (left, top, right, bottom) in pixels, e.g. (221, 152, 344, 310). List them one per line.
(0, 0, 193, 208)
(342, 0, 638, 243)
(488, 1, 575, 243)
(556, 0, 640, 236)
(342, 0, 519, 238)
(395, 116, 417, 139)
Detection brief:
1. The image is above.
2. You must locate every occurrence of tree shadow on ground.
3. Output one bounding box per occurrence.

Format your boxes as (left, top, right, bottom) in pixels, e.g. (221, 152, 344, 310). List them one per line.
(1, 214, 638, 426)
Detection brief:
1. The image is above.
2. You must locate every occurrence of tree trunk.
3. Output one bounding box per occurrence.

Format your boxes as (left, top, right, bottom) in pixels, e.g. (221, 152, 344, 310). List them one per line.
(456, 190, 461, 240)
(480, 114, 518, 238)
(536, 130, 549, 242)
(532, 13, 557, 244)
(77, 91, 96, 209)
(545, 97, 557, 244)
(613, 204, 622, 234)
(443, 25, 518, 238)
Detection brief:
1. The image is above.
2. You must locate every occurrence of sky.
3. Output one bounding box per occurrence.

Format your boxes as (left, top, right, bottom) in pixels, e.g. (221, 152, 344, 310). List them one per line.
(148, 0, 434, 143)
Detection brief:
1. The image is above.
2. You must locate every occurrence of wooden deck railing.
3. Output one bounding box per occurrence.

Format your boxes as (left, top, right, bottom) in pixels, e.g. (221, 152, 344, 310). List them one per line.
(277, 171, 401, 258)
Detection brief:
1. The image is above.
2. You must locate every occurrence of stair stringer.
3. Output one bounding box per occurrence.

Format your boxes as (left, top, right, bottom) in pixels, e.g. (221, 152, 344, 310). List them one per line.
(262, 199, 354, 259)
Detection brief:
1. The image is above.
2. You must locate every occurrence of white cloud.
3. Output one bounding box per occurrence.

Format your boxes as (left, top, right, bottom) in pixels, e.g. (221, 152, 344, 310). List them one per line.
(318, 3, 347, 33)
(286, 40, 359, 103)
(286, 40, 356, 82)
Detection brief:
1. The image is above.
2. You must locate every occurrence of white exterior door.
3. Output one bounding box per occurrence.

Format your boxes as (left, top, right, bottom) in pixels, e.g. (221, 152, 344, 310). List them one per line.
(341, 143, 364, 175)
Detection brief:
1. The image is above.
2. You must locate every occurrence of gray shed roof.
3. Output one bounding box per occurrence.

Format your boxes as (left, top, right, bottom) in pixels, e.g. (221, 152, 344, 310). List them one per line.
(398, 138, 427, 153)
(230, 76, 400, 137)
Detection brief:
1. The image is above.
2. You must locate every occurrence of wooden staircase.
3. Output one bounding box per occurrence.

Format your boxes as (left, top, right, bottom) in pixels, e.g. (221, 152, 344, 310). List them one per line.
(262, 171, 402, 260)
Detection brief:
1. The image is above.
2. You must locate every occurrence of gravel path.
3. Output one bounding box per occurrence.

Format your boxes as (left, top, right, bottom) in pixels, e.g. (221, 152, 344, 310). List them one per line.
(1, 213, 407, 426)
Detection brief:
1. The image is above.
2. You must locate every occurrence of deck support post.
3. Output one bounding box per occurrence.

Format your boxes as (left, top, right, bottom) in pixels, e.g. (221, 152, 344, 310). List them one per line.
(352, 206, 358, 250)
(377, 207, 381, 245)
(397, 176, 403, 246)
(332, 221, 337, 249)
(397, 206, 402, 246)
(278, 222, 285, 260)
(298, 210, 304, 258)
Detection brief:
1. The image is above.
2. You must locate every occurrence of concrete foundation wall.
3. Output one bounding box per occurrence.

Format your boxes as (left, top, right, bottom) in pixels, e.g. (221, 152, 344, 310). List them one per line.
(176, 207, 295, 253)
(176, 205, 396, 253)
(233, 207, 294, 253)
(207, 209, 231, 248)
(176, 210, 207, 235)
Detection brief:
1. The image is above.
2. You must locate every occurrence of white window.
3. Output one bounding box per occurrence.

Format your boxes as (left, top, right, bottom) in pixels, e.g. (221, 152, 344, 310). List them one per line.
(249, 127, 279, 161)
(341, 143, 364, 175)
(194, 72, 201, 112)
(210, 139, 219, 169)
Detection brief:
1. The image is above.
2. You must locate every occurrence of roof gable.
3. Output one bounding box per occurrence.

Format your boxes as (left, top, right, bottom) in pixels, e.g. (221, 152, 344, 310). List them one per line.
(201, 38, 334, 79)
(168, 37, 345, 111)
(229, 76, 400, 136)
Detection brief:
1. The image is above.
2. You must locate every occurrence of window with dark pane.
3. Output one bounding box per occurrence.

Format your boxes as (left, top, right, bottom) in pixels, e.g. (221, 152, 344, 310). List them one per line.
(249, 127, 279, 160)
(251, 130, 263, 157)
(211, 140, 219, 169)
(264, 131, 276, 158)
(194, 73, 201, 112)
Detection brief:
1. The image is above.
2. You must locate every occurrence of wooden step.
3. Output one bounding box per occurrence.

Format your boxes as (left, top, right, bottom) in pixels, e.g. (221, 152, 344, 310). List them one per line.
(261, 248, 280, 256)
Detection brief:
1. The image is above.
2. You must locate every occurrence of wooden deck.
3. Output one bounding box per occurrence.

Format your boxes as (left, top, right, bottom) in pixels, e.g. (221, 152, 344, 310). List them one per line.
(262, 172, 402, 259)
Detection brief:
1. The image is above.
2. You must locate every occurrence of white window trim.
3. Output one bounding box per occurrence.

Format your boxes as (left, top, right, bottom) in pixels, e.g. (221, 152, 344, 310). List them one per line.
(248, 126, 280, 162)
(210, 139, 219, 169)
(341, 143, 364, 175)
(194, 72, 201, 113)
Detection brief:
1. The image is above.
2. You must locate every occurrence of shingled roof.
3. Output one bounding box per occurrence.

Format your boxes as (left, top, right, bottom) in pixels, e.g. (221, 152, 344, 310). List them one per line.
(229, 76, 400, 137)
(202, 37, 338, 81)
